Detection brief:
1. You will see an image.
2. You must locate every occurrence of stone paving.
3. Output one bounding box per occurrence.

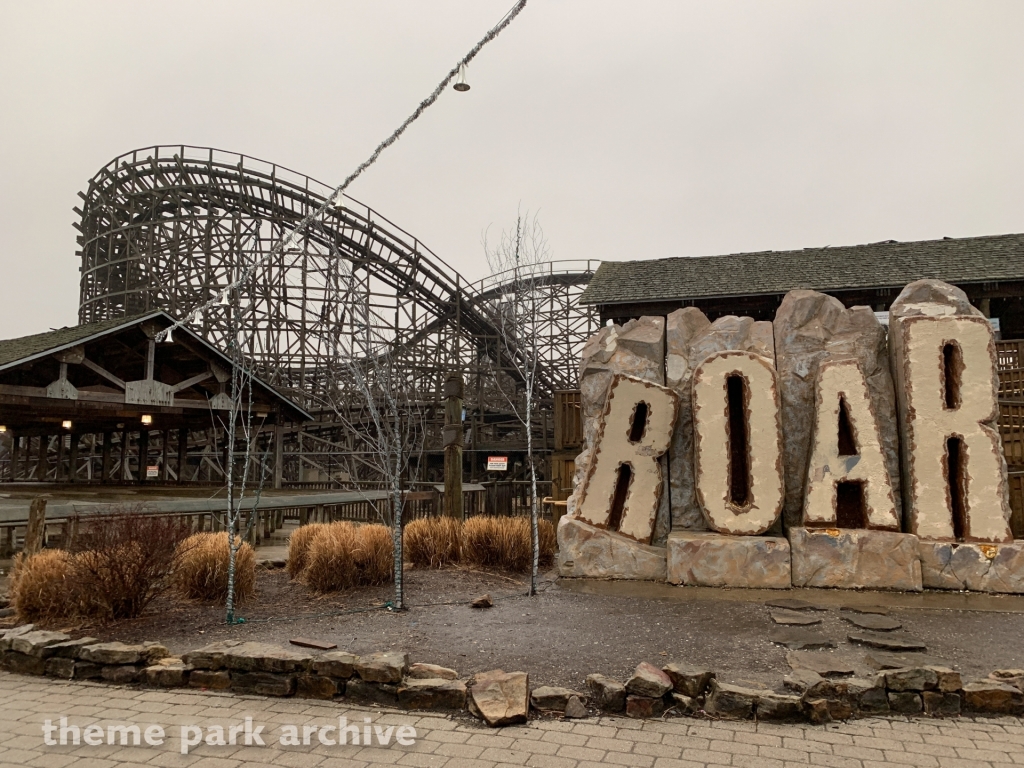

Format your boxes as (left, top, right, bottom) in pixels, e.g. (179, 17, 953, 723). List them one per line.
(1, 671, 1023, 768)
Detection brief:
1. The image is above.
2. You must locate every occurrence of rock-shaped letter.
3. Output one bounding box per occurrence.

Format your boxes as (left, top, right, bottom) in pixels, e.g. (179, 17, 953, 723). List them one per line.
(890, 280, 1012, 543)
(574, 374, 679, 543)
(692, 351, 784, 535)
(803, 359, 899, 529)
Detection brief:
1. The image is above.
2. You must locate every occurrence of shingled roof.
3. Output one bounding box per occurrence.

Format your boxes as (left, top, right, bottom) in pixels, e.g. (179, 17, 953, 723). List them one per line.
(579, 233, 1024, 306)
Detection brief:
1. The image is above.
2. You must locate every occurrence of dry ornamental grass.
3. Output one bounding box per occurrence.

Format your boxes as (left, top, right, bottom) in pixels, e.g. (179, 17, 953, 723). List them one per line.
(404, 517, 462, 568)
(303, 522, 359, 592)
(9, 550, 86, 622)
(355, 524, 394, 585)
(462, 516, 555, 572)
(172, 532, 256, 602)
(286, 522, 327, 579)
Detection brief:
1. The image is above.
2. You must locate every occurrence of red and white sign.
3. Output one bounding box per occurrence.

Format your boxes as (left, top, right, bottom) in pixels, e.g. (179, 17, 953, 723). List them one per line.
(486, 456, 508, 471)
(146, 465, 160, 479)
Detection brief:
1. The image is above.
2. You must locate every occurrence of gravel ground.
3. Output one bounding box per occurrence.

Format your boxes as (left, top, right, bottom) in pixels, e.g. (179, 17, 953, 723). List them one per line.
(7, 563, 1024, 692)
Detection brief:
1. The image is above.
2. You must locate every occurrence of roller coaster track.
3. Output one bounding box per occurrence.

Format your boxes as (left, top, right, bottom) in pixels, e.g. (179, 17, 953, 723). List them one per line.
(76, 146, 598, 403)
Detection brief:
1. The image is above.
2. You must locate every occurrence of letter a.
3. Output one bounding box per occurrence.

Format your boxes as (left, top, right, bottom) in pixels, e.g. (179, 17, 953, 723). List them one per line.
(574, 374, 679, 542)
(803, 359, 899, 529)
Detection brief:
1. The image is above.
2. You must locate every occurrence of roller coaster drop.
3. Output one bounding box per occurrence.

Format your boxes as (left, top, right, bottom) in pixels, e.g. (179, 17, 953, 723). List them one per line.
(76, 146, 598, 487)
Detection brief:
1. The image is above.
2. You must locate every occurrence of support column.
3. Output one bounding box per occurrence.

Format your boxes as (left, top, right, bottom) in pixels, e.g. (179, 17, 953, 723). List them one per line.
(273, 423, 284, 489)
(35, 436, 46, 480)
(159, 431, 169, 482)
(178, 428, 188, 484)
(10, 433, 20, 482)
(56, 433, 66, 482)
(101, 432, 112, 482)
(443, 374, 464, 520)
(68, 434, 79, 483)
(121, 429, 131, 481)
(139, 430, 150, 483)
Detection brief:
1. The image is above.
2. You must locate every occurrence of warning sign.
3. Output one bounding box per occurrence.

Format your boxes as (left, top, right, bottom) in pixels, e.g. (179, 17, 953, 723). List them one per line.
(486, 456, 508, 471)
(146, 465, 160, 478)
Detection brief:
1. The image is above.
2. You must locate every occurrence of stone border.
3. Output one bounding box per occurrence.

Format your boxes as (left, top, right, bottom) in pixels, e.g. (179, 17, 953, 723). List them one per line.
(2, 625, 1023, 726)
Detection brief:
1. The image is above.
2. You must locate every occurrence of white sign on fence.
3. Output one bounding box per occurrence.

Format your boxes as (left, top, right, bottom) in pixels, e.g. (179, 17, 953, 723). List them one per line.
(486, 456, 508, 471)
(146, 465, 160, 478)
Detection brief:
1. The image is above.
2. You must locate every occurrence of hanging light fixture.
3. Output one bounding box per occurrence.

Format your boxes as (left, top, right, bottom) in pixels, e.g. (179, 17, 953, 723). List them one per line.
(164, 327, 174, 343)
(61, 420, 73, 430)
(453, 63, 470, 92)
(219, 291, 230, 307)
(0, 425, 7, 433)
(141, 414, 153, 426)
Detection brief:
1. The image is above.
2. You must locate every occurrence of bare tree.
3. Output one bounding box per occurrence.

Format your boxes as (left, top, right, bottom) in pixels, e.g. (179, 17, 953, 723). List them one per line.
(483, 208, 551, 596)
(214, 297, 273, 624)
(308, 231, 427, 611)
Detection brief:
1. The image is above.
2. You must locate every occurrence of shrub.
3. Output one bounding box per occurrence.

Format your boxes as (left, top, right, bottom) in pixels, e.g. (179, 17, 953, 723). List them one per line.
(304, 522, 359, 593)
(302, 522, 394, 592)
(286, 522, 327, 579)
(9, 550, 85, 622)
(462, 516, 557, 572)
(70, 507, 194, 620)
(404, 517, 461, 568)
(355, 524, 394, 585)
(173, 532, 256, 602)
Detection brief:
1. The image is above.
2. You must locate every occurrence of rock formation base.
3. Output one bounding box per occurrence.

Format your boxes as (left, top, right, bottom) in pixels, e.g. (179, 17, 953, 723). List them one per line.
(918, 540, 1024, 593)
(666, 532, 791, 588)
(789, 528, 922, 591)
(557, 516, 667, 581)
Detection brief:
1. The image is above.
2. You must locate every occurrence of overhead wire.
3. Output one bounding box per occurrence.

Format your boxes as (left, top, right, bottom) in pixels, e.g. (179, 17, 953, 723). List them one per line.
(156, 0, 529, 344)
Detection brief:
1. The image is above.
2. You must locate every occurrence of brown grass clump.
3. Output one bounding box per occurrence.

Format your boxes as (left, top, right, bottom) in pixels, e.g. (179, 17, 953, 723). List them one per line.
(301, 522, 394, 592)
(303, 522, 359, 593)
(173, 532, 256, 602)
(9, 550, 86, 622)
(355, 524, 394, 585)
(537, 519, 556, 566)
(462, 516, 556, 572)
(286, 522, 328, 579)
(404, 517, 461, 568)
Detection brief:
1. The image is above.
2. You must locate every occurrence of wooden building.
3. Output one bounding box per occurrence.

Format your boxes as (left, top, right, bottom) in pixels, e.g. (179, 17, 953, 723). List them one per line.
(0, 311, 310, 486)
(579, 233, 1024, 338)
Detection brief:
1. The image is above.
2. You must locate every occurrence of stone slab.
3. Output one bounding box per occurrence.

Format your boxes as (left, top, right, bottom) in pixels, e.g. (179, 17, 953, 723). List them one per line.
(765, 598, 828, 611)
(770, 609, 822, 626)
(666, 531, 791, 588)
(848, 632, 926, 652)
(842, 613, 902, 631)
(557, 516, 667, 581)
(769, 627, 836, 650)
(789, 527, 922, 591)
(918, 540, 1024, 594)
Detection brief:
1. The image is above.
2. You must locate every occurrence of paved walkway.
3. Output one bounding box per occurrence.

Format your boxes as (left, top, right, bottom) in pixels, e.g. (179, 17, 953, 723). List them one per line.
(1, 672, 1023, 768)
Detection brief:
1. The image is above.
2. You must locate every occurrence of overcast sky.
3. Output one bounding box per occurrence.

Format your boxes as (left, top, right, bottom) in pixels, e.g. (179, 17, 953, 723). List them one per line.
(1, 1, 1022, 337)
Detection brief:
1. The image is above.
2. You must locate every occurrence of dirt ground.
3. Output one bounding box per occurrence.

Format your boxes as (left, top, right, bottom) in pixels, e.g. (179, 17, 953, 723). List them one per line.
(8, 562, 1024, 693)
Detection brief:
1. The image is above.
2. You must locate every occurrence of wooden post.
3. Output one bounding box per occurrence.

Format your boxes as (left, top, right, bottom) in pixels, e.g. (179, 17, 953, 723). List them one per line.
(273, 423, 284, 489)
(68, 434, 79, 483)
(101, 432, 112, 482)
(9, 434, 19, 482)
(1, 526, 13, 557)
(159, 431, 169, 482)
(56, 433, 66, 482)
(443, 374, 464, 520)
(139, 430, 150, 483)
(24, 497, 47, 555)
(34, 436, 46, 480)
(121, 429, 131, 481)
(299, 506, 309, 526)
(178, 428, 188, 484)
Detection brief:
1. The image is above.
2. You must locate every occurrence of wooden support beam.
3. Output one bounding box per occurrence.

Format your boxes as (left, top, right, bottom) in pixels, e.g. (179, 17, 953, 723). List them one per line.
(178, 428, 188, 485)
(443, 374, 464, 520)
(101, 431, 112, 482)
(139, 430, 150, 482)
(68, 434, 79, 483)
(24, 498, 46, 556)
